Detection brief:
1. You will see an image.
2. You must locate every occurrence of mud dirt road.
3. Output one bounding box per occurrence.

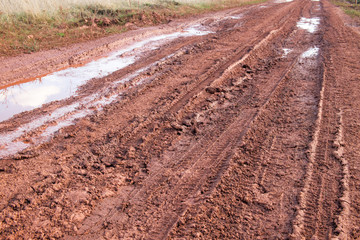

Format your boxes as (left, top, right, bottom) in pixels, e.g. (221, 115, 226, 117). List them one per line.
(1, 0, 360, 238)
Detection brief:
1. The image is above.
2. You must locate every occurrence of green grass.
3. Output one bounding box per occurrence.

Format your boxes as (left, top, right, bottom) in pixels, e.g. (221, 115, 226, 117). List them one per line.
(331, 0, 360, 18)
(344, 7, 360, 17)
(0, 0, 266, 56)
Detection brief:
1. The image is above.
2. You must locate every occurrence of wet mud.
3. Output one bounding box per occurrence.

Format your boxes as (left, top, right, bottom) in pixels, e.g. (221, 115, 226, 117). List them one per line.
(1, 0, 360, 239)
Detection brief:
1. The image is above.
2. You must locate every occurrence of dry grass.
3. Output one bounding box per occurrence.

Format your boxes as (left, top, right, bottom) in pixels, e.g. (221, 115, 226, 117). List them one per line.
(0, 0, 265, 56)
(0, 0, 224, 15)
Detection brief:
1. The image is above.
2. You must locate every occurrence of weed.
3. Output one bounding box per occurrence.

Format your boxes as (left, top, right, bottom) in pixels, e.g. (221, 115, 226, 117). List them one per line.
(331, 0, 360, 19)
(344, 7, 360, 17)
(23, 39, 39, 53)
(56, 32, 65, 37)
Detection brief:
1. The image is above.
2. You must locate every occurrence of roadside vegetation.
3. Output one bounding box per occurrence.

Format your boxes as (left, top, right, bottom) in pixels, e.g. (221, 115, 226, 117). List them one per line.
(331, 0, 360, 19)
(0, 0, 265, 56)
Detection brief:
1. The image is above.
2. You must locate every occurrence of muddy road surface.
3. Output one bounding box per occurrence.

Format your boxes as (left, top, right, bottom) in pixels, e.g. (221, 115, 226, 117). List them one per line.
(1, 0, 360, 238)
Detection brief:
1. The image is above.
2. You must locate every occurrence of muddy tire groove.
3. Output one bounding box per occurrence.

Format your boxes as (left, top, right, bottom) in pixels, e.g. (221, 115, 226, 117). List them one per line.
(321, 2, 360, 236)
(137, 55, 302, 240)
(105, 2, 300, 153)
(291, 59, 343, 239)
(76, 25, 302, 239)
(71, 8, 302, 235)
(72, 3, 307, 237)
(115, 30, 275, 148)
(122, 42, 302, 239)
(158, 56, 301, 238)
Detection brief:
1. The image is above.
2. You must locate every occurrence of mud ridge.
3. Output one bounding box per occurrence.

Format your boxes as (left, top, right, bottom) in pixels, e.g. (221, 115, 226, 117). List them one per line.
(331, 109, 350, 240)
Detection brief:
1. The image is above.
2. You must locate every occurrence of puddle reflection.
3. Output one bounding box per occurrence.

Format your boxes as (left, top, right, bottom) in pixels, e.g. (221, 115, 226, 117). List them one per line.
(297, 17, 320, 33)
(0, 24, 212, 122)
(301, 46, 319, 58)
(0, 24, 214, 158)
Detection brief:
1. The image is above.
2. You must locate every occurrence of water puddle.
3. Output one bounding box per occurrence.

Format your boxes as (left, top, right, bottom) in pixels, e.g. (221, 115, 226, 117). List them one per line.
(0, 24, 213, 123)
(229, 14, 243, 20)
(296, 17, 320, 33)
(301, 46, 319, 58)
(0, 24, 213, 158)
(282, 48, 292, 57)
(0, 51, 175, 158)
(275, 0, 293, 3)
(0, 92, 118, 157)
(209, 14, 243, 27)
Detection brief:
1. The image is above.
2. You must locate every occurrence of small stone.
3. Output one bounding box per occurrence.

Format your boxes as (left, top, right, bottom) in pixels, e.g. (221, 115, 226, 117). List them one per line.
(102, 189, 115, 198)
(170, 122, 183, 131)
(53, 183, 63, 191)
(182, 119, 192, 127)
(224, 93, 233, 100)
(71, 212, 86, 223)
(205, 87, 218, 94)
(75, 169, 87, 176)
(128, 147, 136, 158)
(232, 77, 246, 86)
(101, 157, 117, 167)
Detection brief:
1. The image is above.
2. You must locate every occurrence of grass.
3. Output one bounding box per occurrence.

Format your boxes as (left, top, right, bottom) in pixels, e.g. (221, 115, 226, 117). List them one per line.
(331, 0, 360, 18)
(0, 0, 266, 56)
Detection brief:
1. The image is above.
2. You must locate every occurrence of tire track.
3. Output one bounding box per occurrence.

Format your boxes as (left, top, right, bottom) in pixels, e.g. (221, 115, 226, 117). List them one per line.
(290, 1, 360, 237)
(169, 32, 323, 239)
(75, 6, 304, 237)
(291, 61, 343, 239)
(332, 109, 350, 240)
(321, 1, 360, 237)
(137, 52, 302, 240)
(157, 55, 301, 237)
(101, 1, 299, 151)
(170, 0, 331, 237)
(290, 60, 327, 238)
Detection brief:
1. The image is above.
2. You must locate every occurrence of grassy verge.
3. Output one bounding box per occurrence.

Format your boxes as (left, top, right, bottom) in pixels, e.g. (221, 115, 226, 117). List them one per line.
(0, 0, 266, 57)
(331, 0, 360, 19)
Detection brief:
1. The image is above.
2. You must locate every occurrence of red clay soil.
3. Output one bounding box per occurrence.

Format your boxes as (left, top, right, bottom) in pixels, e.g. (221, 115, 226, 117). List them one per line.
(1, 0, 360, 239)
